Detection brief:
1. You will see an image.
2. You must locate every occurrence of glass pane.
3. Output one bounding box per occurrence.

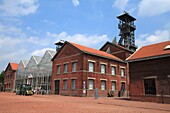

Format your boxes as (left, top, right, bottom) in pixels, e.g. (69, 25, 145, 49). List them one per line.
(112, 67, 116, 75)
(89, 62, 94, 72)
(89, 80, 94, 90)
(112, 82, 116, 91)
(101, 65, 106, 74)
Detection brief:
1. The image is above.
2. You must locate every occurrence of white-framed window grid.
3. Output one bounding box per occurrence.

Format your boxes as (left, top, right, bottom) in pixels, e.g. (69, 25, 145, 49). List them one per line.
(64, 64, 68, 73)
(89, 62, 94, 72)
(112, 81, 116, 91)
(57, 65, 60, 74)
(72, 62, 77, 72)
(63, 80, 67, 89)
(71, 79, 76, 89)
(121, 68, 125, 77)
(101, 64, 106, 74)
(101, 80, 106, 90)
(88, 79, 94, 90)
(111, 66, 116, 75)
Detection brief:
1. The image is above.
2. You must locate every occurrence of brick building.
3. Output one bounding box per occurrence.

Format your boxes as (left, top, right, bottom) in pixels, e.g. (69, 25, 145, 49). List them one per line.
(51, 41, 131, 97)
(127, 41, 170, 103)
(4, 62, 18, 92)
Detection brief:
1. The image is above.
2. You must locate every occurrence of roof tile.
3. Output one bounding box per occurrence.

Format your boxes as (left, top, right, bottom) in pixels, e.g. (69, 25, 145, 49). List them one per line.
(127, 41, 170, 61)
(69, 42, 123, 62)
(10, 63, 19, 71)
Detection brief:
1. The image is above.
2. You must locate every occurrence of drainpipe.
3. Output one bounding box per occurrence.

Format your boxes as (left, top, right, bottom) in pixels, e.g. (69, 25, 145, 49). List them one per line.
(86, 54, 88, 97)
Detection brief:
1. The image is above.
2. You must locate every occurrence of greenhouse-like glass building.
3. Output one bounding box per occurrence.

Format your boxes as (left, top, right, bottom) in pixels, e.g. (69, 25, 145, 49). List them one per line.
(15, 50, 56, 94)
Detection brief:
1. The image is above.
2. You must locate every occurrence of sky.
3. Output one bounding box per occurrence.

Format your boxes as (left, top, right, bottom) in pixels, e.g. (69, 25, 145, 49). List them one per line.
(0, 0, 170, 71)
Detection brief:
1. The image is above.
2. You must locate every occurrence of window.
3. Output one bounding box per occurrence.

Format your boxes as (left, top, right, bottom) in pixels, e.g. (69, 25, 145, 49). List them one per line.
(144, 79, 156, 95)
(71, 79, 76, 89)
(101, 80, 106, 90)
(101, 64, 106, 74)
(121, 68, 125, 77)
(64, 64, 68, 73)
(89, 62, 94, 72)
(63, 80, 67, 89)
(57, 65, 60, 74)
(72, 62, 77, 72)
(112, 81, 116, 91)
(111, 66, 116, 75)
(88, 79, 94, 90)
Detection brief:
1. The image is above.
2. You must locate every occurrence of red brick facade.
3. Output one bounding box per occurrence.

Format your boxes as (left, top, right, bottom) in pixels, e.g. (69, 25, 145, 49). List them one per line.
(129, 57, 170, 103)
(100, 42, 133, 61)
(52, 42, 130, 97)
(4, 63, 18, 92)
(127, 41, 170, 103)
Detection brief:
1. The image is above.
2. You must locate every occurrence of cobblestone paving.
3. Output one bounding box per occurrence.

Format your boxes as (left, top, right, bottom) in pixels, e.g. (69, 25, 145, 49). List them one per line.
(0, 92, 170, 113)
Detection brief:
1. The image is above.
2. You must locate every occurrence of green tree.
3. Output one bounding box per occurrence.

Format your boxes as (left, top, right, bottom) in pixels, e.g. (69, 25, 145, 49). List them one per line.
(0, 70, 5, 85)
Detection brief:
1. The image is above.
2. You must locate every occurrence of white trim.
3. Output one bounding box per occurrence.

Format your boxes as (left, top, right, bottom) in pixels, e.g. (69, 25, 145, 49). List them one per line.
(71, 60, 78, 63)
(54, 78, 61, 80)
(62, 78, 68, 80)
(70, 77, 77, 79)
(120, 66, 126, 69)
(121, 81, 126, 83)
(100, 79, 107, 81)
(63, 62, 69, 64)
(167, 75, 170, 78)
(111, 80, 117, 82)
(88, 77, 95, 80)
(88, 60, 96, 63)
(100, 62, 107, 65)
(56, 63, 61, 66)
(144, 76, 157, 79)
(110, 64, 117, 67)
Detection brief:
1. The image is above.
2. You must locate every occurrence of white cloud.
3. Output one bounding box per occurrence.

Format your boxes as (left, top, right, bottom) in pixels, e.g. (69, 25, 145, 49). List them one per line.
(138, 0, 170, 16)
(41, 19, 56, 25)
(0, 0, 39, 16)
(136, 29, 170, 48)
(47, 31, 109, 48)
(31, 48, 55, 56)
(72, 0, 79, 7)
(113, 0, 129, 11)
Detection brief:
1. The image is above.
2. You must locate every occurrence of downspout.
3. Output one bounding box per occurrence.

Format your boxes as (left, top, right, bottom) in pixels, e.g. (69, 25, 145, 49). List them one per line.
(86, 54, 88, 97)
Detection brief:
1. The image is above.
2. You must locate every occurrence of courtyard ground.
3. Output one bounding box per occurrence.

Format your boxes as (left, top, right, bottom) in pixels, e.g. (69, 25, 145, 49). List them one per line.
(0, 92, 170, 113)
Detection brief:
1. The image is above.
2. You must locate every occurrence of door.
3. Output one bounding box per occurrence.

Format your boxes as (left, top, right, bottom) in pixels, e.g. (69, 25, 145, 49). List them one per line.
(120, 82, 125, 97)
(54, 80, 60, 94)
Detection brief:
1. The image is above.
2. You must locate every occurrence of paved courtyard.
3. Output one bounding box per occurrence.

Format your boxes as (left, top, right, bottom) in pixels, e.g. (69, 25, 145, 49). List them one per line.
(0, 92, 170, 113)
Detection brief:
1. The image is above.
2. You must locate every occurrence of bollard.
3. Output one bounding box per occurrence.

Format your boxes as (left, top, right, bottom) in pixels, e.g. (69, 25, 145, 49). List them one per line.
(95, 88, 98, 99)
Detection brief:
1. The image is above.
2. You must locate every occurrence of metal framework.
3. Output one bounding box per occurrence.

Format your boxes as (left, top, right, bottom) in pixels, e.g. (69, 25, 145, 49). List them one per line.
(15, 50, 56, 94)
(117, 12, 137, 52)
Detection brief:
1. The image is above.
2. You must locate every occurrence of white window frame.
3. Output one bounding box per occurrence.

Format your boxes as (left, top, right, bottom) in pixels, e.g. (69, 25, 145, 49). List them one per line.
(112, 81, 116, 91)
(72, 62, 77, 72)
(121, 68, 125, 77)
(89, 62, 94, 72)
(64, 64, 68, 73)
(57, 65, 60, 74)
(71, 79, 76, 89)
(101, 64, 106, 74)
(111, 66, 116, 75)
(63, 80, 67, 89)
(101, 80, 106, 90)
(88, 79, 94, 90)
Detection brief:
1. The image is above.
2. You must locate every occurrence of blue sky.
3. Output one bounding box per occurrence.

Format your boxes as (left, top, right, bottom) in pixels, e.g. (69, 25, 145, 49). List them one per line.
(0, 0, 170, 71)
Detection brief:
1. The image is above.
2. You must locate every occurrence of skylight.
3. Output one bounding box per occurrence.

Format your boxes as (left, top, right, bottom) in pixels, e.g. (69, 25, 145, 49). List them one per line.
(164, 45, 170, 50)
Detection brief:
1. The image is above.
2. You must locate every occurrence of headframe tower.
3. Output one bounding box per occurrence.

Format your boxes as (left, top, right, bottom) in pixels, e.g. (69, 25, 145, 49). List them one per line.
(117, 12, 137, 52)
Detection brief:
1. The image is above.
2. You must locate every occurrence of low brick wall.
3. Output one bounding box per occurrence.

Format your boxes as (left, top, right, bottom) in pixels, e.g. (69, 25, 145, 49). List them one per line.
(130, 94, 170, 104)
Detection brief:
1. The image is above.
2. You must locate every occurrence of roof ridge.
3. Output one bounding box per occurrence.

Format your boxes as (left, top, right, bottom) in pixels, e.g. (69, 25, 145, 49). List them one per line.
(127, 41, 170, 61)
(69, 42, 123, 62)
(142, 41, 170, 48)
